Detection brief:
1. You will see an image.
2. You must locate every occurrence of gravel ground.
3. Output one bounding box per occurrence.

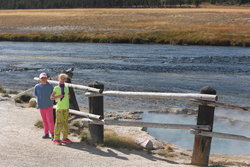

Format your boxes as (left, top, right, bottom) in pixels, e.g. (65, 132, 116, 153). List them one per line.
(0, 100, 191, 167)
(1, 98, 249, 167)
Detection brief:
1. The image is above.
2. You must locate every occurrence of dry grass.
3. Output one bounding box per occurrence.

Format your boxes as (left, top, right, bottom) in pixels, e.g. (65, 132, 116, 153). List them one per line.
(210, 160, 250, 167)
(34, 120, 44, 129)
(0, 8, 249, 46)
(103, 129, 143, 150)
(0, 86, 7, 94)
(80, 128, 143, 150)
(155, 145, 177, 158)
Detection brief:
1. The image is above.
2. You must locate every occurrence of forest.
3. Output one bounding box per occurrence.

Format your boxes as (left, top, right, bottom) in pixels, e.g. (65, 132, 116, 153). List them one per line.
(0, 0, 249, 9)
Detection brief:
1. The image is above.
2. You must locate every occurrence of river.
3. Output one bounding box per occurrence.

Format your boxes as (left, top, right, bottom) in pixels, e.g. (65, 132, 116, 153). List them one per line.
(0, 41, 250, 155)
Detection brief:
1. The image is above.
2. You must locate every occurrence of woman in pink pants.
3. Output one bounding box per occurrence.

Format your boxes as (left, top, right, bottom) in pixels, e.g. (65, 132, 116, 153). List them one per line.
(35, 72, 54, 139)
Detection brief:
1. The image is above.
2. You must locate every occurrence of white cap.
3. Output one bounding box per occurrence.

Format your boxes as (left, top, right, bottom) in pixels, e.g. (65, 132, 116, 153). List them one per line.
(39, 72, 48, 79)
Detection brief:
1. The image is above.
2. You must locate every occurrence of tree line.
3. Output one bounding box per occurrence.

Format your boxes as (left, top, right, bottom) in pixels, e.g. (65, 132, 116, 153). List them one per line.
(0, 0, 249, 9)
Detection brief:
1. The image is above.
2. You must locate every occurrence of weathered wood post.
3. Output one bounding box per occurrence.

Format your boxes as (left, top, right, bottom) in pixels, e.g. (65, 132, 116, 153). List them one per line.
(62, 68, 80, 123)
(88, 82, 104, 143)
(63, 68, 80, 111)
(191, 86, 216, 166)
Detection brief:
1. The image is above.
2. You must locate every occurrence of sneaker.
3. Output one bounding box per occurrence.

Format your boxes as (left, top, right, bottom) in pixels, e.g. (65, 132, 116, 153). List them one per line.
(62, 138, 72, 143)
(42, 134, 50, 139)
(53, 140, 62, 145)
(50, 133, 54, 140)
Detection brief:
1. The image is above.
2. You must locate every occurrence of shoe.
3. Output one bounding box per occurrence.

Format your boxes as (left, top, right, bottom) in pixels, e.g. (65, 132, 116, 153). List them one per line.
(62, 138, 72, 143)
(50, 133, 54, 140)
(42, 134, 50, 139)
(53, 140, 62, 145)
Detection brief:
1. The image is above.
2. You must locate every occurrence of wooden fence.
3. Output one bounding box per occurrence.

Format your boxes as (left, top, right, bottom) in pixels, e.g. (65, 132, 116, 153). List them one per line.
(31, 77, 250, 166)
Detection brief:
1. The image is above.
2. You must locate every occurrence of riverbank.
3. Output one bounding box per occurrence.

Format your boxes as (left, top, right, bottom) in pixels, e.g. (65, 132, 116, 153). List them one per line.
(1, 93, 250, 166)
(0, 8, 249, 47)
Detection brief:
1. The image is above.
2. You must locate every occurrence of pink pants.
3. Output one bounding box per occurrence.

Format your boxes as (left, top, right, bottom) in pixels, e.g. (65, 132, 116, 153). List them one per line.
(40, 106, 54, 135)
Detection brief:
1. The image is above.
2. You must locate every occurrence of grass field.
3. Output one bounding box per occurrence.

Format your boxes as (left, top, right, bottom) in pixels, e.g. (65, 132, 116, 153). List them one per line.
(0, 8, 249, 46)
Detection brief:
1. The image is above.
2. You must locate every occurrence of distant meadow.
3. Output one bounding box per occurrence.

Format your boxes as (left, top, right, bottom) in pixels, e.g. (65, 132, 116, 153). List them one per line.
(0, 8, 249, 47)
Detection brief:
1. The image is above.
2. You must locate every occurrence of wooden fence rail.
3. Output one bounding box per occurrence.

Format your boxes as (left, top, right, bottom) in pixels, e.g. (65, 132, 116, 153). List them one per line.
(81, 118, 211, 130)
(85, 91, 218, 101)
(34, 77, 102, 93)
(190, 129, 250, 142)
(68, 108, 103, 120)
(191, 99, 250, 111)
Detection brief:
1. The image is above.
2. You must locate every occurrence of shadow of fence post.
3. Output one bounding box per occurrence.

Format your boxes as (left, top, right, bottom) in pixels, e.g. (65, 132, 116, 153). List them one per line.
(191, 86, 216, 166)
(88, 82, 104, 143)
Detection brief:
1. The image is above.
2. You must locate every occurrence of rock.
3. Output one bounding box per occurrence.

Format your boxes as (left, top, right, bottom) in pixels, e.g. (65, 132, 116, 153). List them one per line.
(135, 137, 154, 150)
(105, 111, 142, 120)
(149, 107, 197, 115)
(29, 98, 37, 108)
(128, 110, 144, 114)
(0, 96, 9, 101)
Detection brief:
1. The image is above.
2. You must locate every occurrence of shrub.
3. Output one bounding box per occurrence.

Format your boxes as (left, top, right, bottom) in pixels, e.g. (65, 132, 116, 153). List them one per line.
(2, 93, 10, 97)
(80, 131, 90, 142)
(34, 120, 43, 128)
(8, 90, 19, 94)
(0, 86, 6, 93)
(15, 94, 33, 103)
(28, 98, 37, 108)
(103, 129, 143, 150)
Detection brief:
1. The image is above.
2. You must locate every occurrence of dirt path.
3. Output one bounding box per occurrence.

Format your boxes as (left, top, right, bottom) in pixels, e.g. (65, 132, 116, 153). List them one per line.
(0, 100, 191, 167)
(1, 99, 250, 167)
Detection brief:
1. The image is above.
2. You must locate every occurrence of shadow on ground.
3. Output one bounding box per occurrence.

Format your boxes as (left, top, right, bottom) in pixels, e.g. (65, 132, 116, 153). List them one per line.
(64, 141, 179, 165)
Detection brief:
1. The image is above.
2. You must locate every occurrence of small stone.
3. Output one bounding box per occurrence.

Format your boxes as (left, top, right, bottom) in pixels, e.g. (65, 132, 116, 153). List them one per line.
(136, 137, 154, 150)
(29, 98, 37, 108)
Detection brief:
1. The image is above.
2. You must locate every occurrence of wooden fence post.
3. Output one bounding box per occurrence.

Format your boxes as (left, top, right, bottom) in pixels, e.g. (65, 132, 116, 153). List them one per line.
(63, 68, 80, 111)
(88, 82, 104, 143)
(62, 68, 80, 123)
(191, 86, 216, 166)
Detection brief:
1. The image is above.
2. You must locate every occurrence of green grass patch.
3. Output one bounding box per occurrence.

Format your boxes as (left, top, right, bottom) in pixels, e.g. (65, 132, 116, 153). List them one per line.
(0, 31, 249, 47)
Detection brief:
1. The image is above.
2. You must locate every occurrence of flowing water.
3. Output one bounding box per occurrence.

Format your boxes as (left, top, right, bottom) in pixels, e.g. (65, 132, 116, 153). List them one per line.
(1, 41, 250, 155)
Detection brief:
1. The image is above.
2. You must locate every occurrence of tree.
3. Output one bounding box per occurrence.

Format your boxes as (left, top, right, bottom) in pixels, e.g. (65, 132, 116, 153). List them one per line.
(178, 0, 184, 6)
(195, 0, 201, 7)
(0, 0, 248, 9)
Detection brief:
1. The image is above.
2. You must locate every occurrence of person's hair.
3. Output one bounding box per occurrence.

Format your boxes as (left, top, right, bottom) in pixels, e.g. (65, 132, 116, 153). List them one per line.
(58, 73, 68, 80)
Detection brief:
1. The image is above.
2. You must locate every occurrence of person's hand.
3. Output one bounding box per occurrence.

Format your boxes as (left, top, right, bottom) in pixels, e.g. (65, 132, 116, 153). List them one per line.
(58, 95, 64, 98)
